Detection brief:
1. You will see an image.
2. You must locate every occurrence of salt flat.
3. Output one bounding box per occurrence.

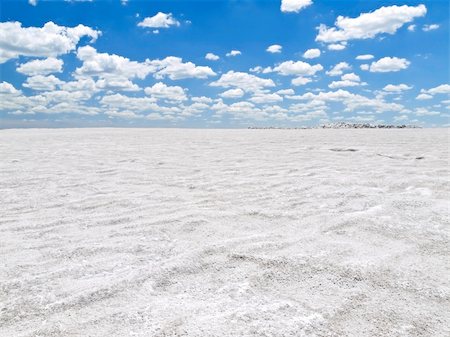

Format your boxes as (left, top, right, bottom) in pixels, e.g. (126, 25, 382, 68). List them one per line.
(0, 128, 449, 337)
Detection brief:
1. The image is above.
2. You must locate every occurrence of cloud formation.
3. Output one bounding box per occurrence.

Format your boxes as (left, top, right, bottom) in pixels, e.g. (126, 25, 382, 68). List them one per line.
(266, 44, 282, 53)
(138, 12, 180, 29)
(281, 0, 313, 13)
(17, 57, 63, 76)
(316, 5, 426, 44)
(368, 57, 410, 73)
(0, 21, 100, 63)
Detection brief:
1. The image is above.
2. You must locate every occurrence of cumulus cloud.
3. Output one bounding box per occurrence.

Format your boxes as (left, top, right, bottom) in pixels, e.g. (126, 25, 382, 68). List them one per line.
(427, 84, 450, 95)
(272, 60, 323, 76)
(150, 57, 216, 80)
(219, 88, 245, 99)
(291, 89, 404, 113)
(226, 50, 241, 57)
(205, 53, 220, 61)
(0, 81, 21, 95)
(281, 0, 313, 13)
(291, 77, 312, 86)
(249, 93, 283, 104)
(75, 46, 216, 82)
(191, 96, 213, 104)
(316, 4, 426, 44)
(75, 46, 153, 80)
(23, 75, 64, 91)
(210, 71, 275, 93)
(100, 93, 184, 120)
(356, 54, 374, 60)
(327, 43, 346, 51)
(421, 84, 450, 96)
(266, 44, 282, 53)
(303, 48, 321, 59)
(423, 24, 439, 32)
(368, 57, 410, 72)
(329, 73, 365, 89)
(17, 57, 63, 76)
(416, 93, 433, 100)
(276, 89, 295, 95)
(407, 24, 416, 32)
(326, 62, 351, 76)
(144, 82, 187, 101)
(137, 12, 180, 28)
(0, 21, 100, 63)
(249, 66, 273, 74)
(414, 107, 440, 116)
(383, 84, 412, 92)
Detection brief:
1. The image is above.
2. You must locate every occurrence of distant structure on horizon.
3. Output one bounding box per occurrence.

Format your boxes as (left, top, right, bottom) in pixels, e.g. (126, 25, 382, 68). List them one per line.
(248, 122, 421, 130)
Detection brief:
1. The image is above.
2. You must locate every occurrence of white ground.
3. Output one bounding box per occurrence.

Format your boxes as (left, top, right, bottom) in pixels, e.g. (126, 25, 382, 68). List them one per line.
(0, 128, 449, 337)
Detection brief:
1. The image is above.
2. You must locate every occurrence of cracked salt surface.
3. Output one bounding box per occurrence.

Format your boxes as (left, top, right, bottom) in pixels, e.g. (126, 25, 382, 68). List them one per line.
(1, 128, 449, 336)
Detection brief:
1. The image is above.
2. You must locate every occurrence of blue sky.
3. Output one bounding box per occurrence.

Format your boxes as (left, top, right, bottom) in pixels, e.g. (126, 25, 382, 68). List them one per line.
(0, 0, 449, 128)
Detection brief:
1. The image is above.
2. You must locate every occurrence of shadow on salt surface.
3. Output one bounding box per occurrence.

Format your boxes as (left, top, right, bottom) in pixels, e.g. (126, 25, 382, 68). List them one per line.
(329, 148, 359, 152)
(377, 153, 425, 160)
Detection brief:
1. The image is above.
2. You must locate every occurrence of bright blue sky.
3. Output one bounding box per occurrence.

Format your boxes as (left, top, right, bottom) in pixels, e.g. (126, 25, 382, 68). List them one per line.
(0, 0, 448, 128)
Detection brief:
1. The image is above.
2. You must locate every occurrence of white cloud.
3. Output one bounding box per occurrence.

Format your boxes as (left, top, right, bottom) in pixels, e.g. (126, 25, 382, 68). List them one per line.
(281, 0, 313, 13)
(423, 84, 450, 95)
(273, 60, 323, 76)
(75, 46, 216, 82)
(100, 94, 184, 119)
(106, 110, 142, 119)
(423, 24, 439, 32)
(291, 77, 312, 86)
(150, 56, 216, 80)
(329, 73, 364, 89)
(28, 0, 37, 6)
(210, 71, 275, 93)
(416, 93, 432, 100)
(191, 96, 213, 104)
(17, 57, 63, 76)
(219, 88, 245, 99)
(368, 57, 410, 72)
(383, 84, 412, 92)
(95, 78, 140, 92)
(0, 21, 100, 63)
(266, 44, 282, 53)
(249, 93, 283, 104)
(144, 82, 187, 101)
(328, 81, 360, 89)
(341, 73, 360, 82)
(360, 64, 369, 71)
(326, 62, 351, 76)
(316, 4, 426, 44)
(0, 81, 21, 95)
(407, 24, 416, 32)
(205, 53, 220, 61)
(137, 12, 180, 28)
(249, 66, 263, 73)
(226, 50, 241, 57)
(276, 89, 295, 95)
(249, 66, 273, 74)
(303, 48, 321, 59)
(292, 89, 404, 113)
(415, 107, 440, 116)
(23, 75, 63, 91)
(75, 46, 152, 80)
(355, 54, 374, 60)
(327, 43, 346, 51)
